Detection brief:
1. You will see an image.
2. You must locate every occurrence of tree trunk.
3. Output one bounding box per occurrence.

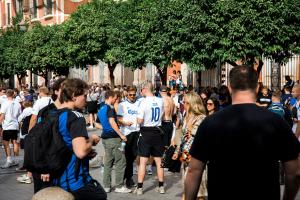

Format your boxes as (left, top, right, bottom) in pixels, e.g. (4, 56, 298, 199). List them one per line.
(157, 67, 167, 86)
(17, 74, 23, 89)
(108, 62, 117, 88)
(271, 61, 281, 91)
(256, 59, 264, 77)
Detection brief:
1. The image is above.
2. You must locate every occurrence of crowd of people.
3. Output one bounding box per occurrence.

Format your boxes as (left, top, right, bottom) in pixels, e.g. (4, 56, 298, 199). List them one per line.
(0, 70, 299, 200)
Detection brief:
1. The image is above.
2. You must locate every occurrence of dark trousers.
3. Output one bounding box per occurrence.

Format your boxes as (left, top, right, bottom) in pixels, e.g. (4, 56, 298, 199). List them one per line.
(161, 121, 173, 147)
(33, 172, 53, 193)
(72, 179, 107, 200)
(124, 131, 139, 180)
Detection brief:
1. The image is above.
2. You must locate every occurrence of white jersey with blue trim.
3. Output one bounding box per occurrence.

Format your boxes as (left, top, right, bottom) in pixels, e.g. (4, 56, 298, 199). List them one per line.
(137, 96, 164, 127)
(117, 100, 140, 136)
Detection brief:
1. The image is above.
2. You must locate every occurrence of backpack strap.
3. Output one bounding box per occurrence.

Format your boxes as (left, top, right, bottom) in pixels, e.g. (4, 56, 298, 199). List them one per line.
(74, 158, 88, 185)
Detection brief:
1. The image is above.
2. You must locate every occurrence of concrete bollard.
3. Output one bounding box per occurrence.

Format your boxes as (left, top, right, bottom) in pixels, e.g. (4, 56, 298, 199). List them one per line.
(32, 187, 74, 200)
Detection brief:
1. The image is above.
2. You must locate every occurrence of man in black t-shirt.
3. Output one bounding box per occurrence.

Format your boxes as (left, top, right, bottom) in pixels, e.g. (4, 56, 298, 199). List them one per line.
(185, 66, 300, 200)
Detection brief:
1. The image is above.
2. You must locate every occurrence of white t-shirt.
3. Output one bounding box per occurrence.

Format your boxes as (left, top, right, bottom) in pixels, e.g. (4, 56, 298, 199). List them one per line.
(117, 100, 140, 136)
(32, 96, 53, 116)
(14, 95, 22, 104)
(0, 95, 7, 107)
(137, 96, 164, 127)
(18, 107, 33, 122)
(0, 100, 22, 130)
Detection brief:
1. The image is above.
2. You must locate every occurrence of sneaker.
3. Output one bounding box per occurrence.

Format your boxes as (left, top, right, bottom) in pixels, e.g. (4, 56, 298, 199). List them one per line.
(87, 125, 94, 129)
(114, 186, 132, 193)
(1, 160, 18, 169)
(17, 174, 32, 184)
(104, 188, 111, 193)
(147, 166, 153, 175)
(133, 187, 143, 195)
(16, 166, 26, 172)
(156, 186, 165, 194)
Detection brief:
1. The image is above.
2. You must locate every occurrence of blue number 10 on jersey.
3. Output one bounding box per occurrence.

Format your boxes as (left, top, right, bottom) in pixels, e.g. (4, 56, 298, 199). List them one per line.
(151, 107, 160, 122)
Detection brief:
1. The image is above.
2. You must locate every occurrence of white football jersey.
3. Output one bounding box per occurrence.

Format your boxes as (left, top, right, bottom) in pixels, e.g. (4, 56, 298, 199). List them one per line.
(117, 100, 140, 136)
(137, 96, 164, 127)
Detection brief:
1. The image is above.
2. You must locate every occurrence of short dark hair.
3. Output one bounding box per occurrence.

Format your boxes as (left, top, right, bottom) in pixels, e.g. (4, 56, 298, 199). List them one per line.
(105, 90, 116, 100)
(229, 65, 258, 91)
(126, 86, 137, 93)
(59, 78, 88, 103)
(6, 89, 14, 97)
(52, 78, 67, 92)
(52, 78, 67, 101)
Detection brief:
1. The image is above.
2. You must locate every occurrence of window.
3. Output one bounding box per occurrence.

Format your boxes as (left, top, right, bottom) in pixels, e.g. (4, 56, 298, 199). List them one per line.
(30, 0, 37, 19)
(44, 0, 53, 16)
(14, 0, 23, 15)
(6, 3, 11, 25)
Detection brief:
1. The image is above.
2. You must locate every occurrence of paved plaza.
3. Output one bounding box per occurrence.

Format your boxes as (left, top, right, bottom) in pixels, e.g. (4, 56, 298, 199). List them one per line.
(0, 129, 182, 200)
(1, 128, 300, 200)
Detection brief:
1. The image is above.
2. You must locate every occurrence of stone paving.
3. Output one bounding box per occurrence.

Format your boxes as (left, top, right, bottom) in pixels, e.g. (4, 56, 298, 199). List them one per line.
(1, 128, 300, 200)
(0, 129, 182, 200)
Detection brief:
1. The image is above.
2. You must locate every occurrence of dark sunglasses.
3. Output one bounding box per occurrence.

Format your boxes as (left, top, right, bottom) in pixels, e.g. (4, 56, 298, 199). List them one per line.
(128, 94, 136, 97)
(207, 103, 214, 106)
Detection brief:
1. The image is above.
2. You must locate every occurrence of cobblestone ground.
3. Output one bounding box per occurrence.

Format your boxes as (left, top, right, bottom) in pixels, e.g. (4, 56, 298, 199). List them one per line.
(0, 128, 300, 200)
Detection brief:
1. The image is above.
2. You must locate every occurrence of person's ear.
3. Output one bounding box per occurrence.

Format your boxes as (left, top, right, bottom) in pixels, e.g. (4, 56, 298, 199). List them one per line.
(228, 83, 233, 95)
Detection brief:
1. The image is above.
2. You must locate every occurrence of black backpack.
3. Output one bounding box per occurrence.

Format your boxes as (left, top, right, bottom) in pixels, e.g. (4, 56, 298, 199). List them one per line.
(21, 115, 32, 136)
(24, 106, 73, 178)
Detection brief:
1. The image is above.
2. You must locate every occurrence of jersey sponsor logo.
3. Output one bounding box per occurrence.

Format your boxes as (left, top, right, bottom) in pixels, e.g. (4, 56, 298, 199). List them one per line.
(127, 109, 138, 115)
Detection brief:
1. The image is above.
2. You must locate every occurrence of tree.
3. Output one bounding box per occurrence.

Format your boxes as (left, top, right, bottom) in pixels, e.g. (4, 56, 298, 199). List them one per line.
(185, 0, 300, 75)
(0, 15, 28, 86)
(23, 23, 72, 85)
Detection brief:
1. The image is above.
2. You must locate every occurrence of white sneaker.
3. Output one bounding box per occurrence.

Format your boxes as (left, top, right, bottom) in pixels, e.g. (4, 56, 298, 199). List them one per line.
(17, 174, 32, 184)
(114, 186, 132, 193)
(87, 125, 94, 130)
(1, 160, 18, 169)
(156, 186, 165, 194)
(104, 188, 111, 193)
(133, 187, 143, 195)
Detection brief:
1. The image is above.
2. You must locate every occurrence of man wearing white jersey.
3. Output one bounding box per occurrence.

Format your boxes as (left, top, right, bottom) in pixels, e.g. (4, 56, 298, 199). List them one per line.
(134, 82, 165, 195)
(0, 89, 22, 168)
(117, 86, 140, 188)
(28, 87, 53, 131)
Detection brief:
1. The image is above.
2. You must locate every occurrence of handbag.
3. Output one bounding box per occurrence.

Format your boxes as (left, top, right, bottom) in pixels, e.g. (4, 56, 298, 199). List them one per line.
(161, 145, 181, 173)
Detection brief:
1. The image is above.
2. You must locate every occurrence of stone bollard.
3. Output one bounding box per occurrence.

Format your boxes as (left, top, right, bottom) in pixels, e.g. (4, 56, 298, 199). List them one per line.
(32, 187, 74, 200)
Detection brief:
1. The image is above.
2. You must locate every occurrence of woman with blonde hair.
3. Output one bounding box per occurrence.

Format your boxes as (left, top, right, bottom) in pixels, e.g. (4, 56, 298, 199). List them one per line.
(172, 92, 207, 200)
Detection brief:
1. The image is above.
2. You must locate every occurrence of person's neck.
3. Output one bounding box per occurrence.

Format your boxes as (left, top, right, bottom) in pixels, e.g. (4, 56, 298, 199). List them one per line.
(231, 90, 256, 105)
(146, 93, 154, 97)
(7, 97, 13, 101)
(208, 110, 214, 115)
(60, 101, 75, 110)
(54, 99, 62, 109)
(105, 100, 112, 105)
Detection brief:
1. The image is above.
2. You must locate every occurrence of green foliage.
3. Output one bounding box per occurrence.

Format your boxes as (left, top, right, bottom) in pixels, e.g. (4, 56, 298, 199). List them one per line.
(0, 0, 299, 81)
